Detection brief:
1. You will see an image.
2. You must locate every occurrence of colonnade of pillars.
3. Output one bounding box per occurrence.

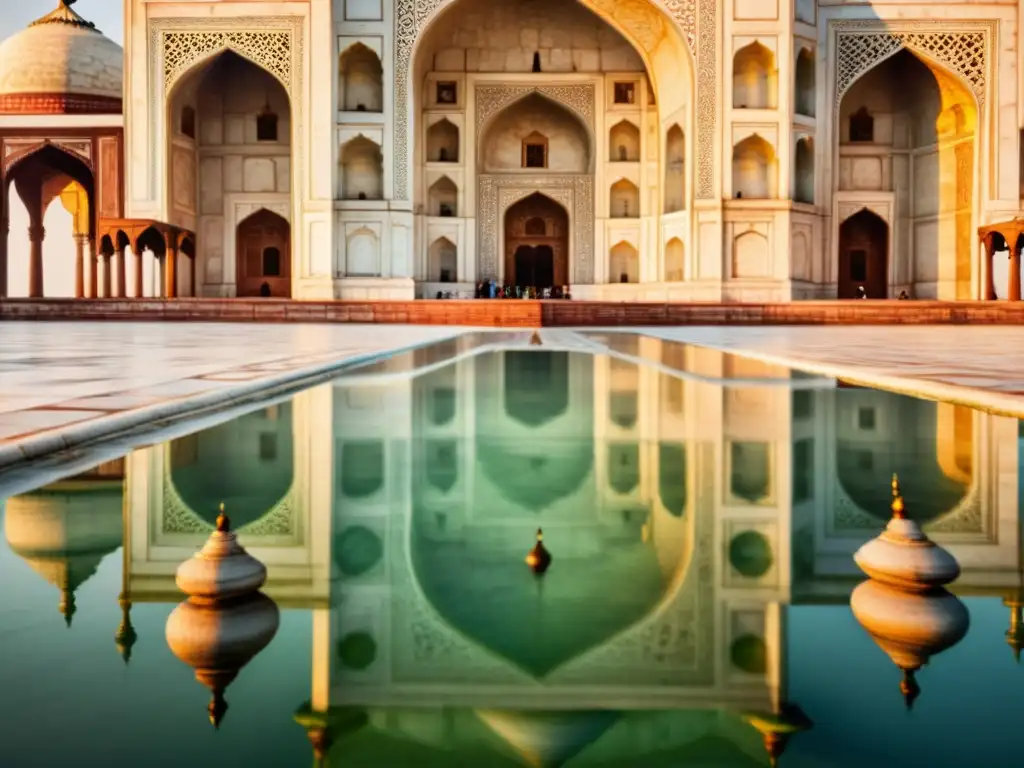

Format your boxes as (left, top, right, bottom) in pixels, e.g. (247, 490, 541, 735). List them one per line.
(980, 227, 1023, 301)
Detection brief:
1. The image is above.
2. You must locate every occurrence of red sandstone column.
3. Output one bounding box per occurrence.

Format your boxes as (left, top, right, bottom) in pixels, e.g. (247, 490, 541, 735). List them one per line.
(28, 223, 44, 298)
(190, 256, 197, 297)
(985, 240, 997, 300)
(89, 247, 99, 298)
(1010, 244, 1022, 302)
(115, 245, 126, 298)
(101, 253, 112, 298)
(164, 234, 178, 298)
(134, 249, 143, 297)
(74, 235, 86, 299)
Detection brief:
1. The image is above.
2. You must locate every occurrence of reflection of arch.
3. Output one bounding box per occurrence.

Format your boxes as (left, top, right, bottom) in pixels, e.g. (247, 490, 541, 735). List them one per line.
(339, 42, 383, 112)
(341, 136, 383, 200)
(169, 403, 295, 528)
(236, 208, 291, 297)
(665, 237, 684, 282)
(838, 209, 887, 299)
(426, 118, 459, 163)
(339, 440, 385, 498)
(609, 179, 639, 219)
(732, 41, 776, 109)
(504, 193, 569, 288)
(732, 135, 776, 199)
(503, 351, 569, 428)
(834, 396, 974, 523)
(609, 120, 640, 162)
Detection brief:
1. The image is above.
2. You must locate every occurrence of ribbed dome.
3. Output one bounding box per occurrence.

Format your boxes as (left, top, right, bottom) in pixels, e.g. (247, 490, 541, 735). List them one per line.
(0, 2, 123, 114)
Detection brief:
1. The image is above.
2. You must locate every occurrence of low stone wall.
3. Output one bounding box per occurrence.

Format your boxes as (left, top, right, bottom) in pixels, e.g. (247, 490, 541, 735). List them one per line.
(2, 298, 1024, 326)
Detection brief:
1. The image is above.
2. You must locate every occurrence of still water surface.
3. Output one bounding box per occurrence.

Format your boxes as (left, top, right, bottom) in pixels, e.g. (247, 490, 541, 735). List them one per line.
(0, 339, 1021, 767)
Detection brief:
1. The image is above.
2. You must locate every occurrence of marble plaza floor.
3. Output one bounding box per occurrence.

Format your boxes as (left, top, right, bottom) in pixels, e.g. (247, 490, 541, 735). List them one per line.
(0, 321, 1022, 468)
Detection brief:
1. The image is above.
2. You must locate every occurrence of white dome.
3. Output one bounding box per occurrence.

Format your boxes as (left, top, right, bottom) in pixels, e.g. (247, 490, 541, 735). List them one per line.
(0, 4, 122, 106)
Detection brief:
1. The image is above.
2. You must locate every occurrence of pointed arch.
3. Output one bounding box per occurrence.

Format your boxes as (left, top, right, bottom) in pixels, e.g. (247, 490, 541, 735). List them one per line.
(428, 236, 458, 283)
(339, 41, 384, 112)
(610, 179, 640, 219)
(427, 176, 458, 217)
(732, 134, 776, 199)
(340, 136, 383, 200)
(609, 240, 639, 284)
(609, 120, 640, 162)
(733, 41, 776, 110)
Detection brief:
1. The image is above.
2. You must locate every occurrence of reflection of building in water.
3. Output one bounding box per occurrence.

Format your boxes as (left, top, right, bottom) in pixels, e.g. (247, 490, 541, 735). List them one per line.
(2, 459, 125, 626)
(124, 389, 332, 606)
(2, 337, 1022, 764)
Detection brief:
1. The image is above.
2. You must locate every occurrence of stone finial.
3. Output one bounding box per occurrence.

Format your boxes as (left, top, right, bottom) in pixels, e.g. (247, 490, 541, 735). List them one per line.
(890, 473, 905, 519)
(216, 502, 230, 533)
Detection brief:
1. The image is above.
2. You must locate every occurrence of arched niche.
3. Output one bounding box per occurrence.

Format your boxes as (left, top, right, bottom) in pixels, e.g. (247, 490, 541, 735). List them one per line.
(838, 48, 977, 299)
(732, 135, 776, 199)
(346, 227, 379, 276)
(428, 236, 458, 282)
(236, 208, 291, 298)
(479, 91, 591, 173)
(609, 179, 639, 218)
(658, 442, 687, 516)
(733, 41, 776, 110)
(609, 241, 638, 284)
(795, 47, 815, 117)
(166, 50, 292, 264)
(340, 136, 383, 200)
(665, 237, 684, 282)
(427, 176, 458, 217)
(426, 118, 460, 163)
(794, 137, 814, 204)
(609, 120, 640, 162)
(664, 124, 685, 213)
(168, 403, 294, 528)
(838, 209, 888, 298)
(732, 230, 769, 278)
(339, 43, 383, 112)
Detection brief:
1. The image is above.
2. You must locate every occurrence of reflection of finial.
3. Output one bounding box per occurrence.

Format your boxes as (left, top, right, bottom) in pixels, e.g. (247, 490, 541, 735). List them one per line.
(890, 474, 905, 519)
(60, 587, 76, 628)
(209, 689, 229, 729)
(525, 528, 552, 574)
(114, 593, 137, 665)
(1006, 600, 1024, 663)
(216, 503, 230, 533)
(900, 669, 921, 711)
(763, 731, 787, 768)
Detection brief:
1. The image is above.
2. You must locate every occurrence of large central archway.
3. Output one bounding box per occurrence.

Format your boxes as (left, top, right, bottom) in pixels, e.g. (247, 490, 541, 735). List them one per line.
(408, 0, 694, 290)
(836, 48, 978, 299)
(167, 50, 293, 298)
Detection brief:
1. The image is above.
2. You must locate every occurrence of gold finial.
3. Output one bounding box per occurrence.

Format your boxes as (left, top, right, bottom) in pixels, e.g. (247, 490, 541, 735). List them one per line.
(536, 527, 543, 541)
(890, 474, 905, 520)
(216, 503, 230, 533)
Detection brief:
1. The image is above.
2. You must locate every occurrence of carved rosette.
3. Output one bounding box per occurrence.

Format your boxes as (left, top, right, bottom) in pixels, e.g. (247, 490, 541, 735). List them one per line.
(833, 23, 989, 109)
(394, 0, 710, 202)
(477, 175, 594, 284)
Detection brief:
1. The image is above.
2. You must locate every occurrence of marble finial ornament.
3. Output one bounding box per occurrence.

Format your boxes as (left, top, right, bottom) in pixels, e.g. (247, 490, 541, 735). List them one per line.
(175, 504, 267, 601)
(853, 473, 960, 592)
(529, 331, 543, 346)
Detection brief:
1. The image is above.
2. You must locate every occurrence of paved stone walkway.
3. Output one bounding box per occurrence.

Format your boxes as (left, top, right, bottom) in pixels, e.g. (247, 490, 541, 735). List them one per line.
(0, 321, 1021, 468)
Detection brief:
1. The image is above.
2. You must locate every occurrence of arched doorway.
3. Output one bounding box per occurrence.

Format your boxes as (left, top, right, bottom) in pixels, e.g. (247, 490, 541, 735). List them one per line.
(838, 209, 888, 298)
(836, 48, 977, 299)
(504, 193, 568, 289)
(168, 51, 293, 298)
(236, 209, 291, 297)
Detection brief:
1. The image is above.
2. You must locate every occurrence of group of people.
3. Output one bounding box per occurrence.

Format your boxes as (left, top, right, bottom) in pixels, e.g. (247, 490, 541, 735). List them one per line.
(856, 285, 911, 300)
(465, 282, 572, 300)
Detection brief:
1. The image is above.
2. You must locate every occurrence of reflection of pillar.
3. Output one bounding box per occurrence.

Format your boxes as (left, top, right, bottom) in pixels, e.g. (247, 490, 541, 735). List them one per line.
(74, 235, 86, 298)
(28, 222, 44, 298)
(165, 232, 178, 298)
(115, 244, 126, 298)
(134, 247, 143, 298)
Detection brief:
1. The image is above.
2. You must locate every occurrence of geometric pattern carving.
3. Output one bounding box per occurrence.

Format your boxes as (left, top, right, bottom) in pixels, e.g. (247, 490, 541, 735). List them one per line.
(150, 18, 305, 204)
(694, 0, 716, 199)
(478, 175, 594, 284)
(833, 23, 989, 108)
(475, 84, 596, 134)
(394, 0, 712, 202)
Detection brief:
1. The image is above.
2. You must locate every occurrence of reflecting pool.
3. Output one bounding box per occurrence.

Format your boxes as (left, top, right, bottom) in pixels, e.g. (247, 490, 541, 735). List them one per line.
(0, 336, 1022, 767)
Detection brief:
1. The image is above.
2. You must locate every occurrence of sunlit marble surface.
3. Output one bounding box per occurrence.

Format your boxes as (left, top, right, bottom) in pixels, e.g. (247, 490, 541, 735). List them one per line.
(1, 322, 1023, 449)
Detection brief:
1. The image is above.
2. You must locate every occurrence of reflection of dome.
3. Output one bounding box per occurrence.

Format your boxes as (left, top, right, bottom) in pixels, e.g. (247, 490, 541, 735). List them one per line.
(3, 485, 123, 626)
(0, 2, 123, 113)
(477, 437, 593, 511)
(476, 710, 619, 768)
